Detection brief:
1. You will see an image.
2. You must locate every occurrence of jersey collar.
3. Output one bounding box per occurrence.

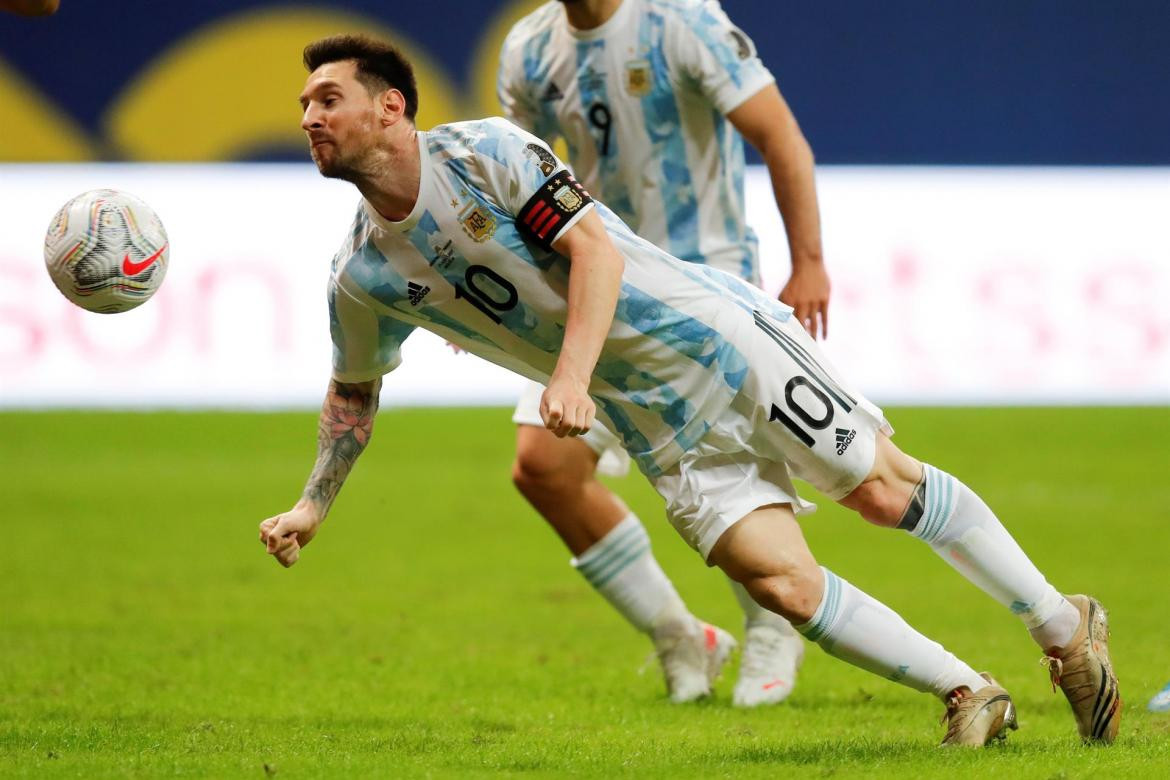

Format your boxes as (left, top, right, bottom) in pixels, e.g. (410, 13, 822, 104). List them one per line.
(564, 0, 634, 41)
(362, 130, 430, 234)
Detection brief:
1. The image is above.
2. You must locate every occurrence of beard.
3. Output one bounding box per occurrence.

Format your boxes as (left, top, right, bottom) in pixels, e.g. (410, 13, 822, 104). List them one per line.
(310, 142, 361, 183)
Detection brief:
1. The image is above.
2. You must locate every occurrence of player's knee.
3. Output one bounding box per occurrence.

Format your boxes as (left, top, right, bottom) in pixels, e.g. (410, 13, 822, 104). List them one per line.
(741, 566, 822, 625)
(840, 479, 906, 528)
(511, 443, 574, 501)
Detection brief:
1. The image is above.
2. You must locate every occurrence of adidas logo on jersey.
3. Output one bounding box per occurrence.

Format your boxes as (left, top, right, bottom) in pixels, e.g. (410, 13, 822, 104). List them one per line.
(407, 281, 431, 306)
(541, 81, 563, 102)
(835, 427, 856, 455)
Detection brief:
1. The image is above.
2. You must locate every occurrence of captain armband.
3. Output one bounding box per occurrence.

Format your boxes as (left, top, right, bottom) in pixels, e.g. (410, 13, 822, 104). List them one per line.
(515, 170, 594, 251)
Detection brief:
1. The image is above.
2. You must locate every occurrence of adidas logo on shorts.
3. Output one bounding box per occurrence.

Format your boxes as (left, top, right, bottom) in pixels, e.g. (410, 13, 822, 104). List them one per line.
(835, 427, 856, 455)
(407, 281, 431, 306)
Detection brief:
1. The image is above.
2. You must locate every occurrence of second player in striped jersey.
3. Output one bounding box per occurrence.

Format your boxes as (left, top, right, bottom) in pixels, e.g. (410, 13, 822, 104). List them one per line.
(498, 0, 828, 705)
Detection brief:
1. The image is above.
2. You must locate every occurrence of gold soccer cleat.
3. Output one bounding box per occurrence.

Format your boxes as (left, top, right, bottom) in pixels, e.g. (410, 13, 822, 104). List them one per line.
(1042, 594, 1122, 744)
(940, 673, 1018, 747)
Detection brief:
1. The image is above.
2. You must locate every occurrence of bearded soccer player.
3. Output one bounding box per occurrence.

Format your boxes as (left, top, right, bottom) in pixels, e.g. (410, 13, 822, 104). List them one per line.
(497, 0, 827, 705)
(261, 33, 1121, 746)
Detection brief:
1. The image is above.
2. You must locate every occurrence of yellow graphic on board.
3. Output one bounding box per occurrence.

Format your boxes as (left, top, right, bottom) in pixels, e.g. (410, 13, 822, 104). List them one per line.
(0, 56, 98, 161)
(0, 0, 565, 162)
(104, 8, 463, 161)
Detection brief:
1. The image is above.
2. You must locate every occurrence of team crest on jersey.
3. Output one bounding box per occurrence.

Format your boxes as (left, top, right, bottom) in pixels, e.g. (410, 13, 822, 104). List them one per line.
(524, 142, 557, 176)
(624, 59, 653, 96)
(728, 27, 755, 60)
(458, 200, 496, 242)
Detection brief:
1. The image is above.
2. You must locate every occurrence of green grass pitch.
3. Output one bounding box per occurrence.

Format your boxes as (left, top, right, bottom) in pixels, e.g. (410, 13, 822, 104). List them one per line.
(2, 406, 1169, 777)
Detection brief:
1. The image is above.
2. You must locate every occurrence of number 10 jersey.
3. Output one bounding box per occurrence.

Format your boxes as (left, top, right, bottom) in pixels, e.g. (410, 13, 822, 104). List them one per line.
(327, 118, 795, 478)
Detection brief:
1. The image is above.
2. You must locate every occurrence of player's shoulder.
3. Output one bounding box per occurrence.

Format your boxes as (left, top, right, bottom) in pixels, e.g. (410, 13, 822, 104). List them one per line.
(643, 0, 711, 25)
(501, 2, 564, 55)
(428, 117, 544, 163)
(646, 0, 742, 42)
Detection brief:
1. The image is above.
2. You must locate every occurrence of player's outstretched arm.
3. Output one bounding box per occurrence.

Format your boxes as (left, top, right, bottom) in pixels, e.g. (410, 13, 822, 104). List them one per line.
(728, 84, 831, 339)
(259, 375, 382, 567)
(543, 209, 624, 439)
(0, 0, 59, 15)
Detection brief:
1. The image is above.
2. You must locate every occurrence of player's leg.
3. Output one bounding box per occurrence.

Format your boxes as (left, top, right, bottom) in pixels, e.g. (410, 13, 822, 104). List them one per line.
(838, 434, 1120, 742)
(839, 435, 1079, 649)
(510, 382, 733, 701)
(512, 423, 734, 702)
(513, 422, 629, 553)
(707, 502, 1016, 746)
(744, 307, 1118, 743)
(727, 578, 805, 707)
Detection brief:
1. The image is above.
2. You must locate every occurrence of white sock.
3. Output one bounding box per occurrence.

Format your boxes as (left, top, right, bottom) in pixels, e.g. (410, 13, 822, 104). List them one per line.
(796, 567, 986, 698)
(572, 513, 688, 634)
(904, 464, 1080, 650)
(728, 578, 798, 635)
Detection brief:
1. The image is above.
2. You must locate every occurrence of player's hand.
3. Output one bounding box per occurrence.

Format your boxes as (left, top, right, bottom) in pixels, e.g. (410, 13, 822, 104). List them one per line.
(445, 341, 465, 355)
(779, 263, 831, 339)
(541, 372, 595, 438)
(258, 503, 322, 568)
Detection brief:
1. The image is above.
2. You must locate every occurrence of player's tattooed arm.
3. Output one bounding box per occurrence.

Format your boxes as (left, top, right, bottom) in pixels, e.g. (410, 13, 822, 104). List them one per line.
(301, 376, 382, 518)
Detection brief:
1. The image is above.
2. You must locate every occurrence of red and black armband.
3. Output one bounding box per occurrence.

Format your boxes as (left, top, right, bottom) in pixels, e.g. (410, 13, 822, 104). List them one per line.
(516, 171, 594, 251)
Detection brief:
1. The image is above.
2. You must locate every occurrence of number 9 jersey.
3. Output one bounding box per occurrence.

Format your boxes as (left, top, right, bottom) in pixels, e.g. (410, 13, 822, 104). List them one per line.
(498, 0, 776, 284)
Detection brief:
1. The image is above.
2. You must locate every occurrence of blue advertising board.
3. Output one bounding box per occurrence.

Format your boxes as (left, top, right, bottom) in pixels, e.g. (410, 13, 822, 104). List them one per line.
(0, 0, 1167, 163)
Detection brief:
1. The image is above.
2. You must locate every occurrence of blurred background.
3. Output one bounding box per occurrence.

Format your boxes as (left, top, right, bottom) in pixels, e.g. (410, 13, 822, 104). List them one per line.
(1, 0, 1168, 407)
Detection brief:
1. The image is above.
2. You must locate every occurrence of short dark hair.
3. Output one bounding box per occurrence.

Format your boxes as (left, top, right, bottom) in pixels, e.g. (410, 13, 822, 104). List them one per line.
(303, 34, 419, 121)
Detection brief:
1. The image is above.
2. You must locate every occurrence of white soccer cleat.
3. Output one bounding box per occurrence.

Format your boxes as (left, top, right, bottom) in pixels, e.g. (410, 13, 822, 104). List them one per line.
(1148, 682, 1170, 713)
(732, 621, 806, 707)
(652, 619, 736, 703)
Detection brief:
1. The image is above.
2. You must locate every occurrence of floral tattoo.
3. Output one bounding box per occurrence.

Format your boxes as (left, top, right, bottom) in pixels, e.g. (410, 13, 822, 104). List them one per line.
(303, 377, 381, 514)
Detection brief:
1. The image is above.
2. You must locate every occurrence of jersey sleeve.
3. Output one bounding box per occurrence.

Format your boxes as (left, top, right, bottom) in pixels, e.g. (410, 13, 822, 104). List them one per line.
(480, 119, 596, 252)
(328, 277, 417, 382)
(497, 35, 543, 135)
(668, 0, 776, 115)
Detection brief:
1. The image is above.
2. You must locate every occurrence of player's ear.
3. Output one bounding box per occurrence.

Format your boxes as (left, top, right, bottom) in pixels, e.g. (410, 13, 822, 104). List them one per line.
(379, 88, 407, 127)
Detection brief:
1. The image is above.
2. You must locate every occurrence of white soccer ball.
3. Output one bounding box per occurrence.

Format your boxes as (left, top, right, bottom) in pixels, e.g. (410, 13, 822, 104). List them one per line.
(43, 188, 169, 314)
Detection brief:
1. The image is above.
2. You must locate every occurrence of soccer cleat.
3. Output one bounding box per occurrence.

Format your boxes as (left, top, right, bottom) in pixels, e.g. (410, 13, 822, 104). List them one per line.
(940, 673, 1018, 747)
(1147, 682, 1170, 713)
(652, 619, 736, 703)
(1041, 594, 1122, 743)
(732, 622, 806, 707)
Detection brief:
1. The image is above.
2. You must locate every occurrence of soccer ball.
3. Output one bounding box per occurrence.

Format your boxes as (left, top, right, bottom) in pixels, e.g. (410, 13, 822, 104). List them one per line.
(43, 188, 169, 314)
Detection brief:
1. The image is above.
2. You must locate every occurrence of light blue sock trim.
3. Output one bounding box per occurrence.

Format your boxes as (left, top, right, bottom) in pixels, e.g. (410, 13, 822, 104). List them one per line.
(573, 514, 651, 587)
(574, 518, 643, 575)
(587, 540, 652, 588)
(796, 567, 842, 642)
(914, 464, 958, 544)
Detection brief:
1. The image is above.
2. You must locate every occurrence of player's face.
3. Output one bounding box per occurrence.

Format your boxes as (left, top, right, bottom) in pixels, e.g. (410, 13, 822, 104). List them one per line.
(299, 61, 381, 181)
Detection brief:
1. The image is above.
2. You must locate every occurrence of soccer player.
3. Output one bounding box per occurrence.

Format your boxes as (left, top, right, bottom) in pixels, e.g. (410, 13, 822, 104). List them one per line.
(495, 0, 827, 705)
(262, 34, 1122, 746)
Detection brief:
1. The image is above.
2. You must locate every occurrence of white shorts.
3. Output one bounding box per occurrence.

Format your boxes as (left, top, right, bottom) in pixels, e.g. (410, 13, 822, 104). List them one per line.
(511, 380, 632, 477)
(650, 310, 893, 561)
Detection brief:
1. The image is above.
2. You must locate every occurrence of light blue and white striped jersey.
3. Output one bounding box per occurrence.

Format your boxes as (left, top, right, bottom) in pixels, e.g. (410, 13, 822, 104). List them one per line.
(498, 0, 774, 283)
(328, 118, 792, 476)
